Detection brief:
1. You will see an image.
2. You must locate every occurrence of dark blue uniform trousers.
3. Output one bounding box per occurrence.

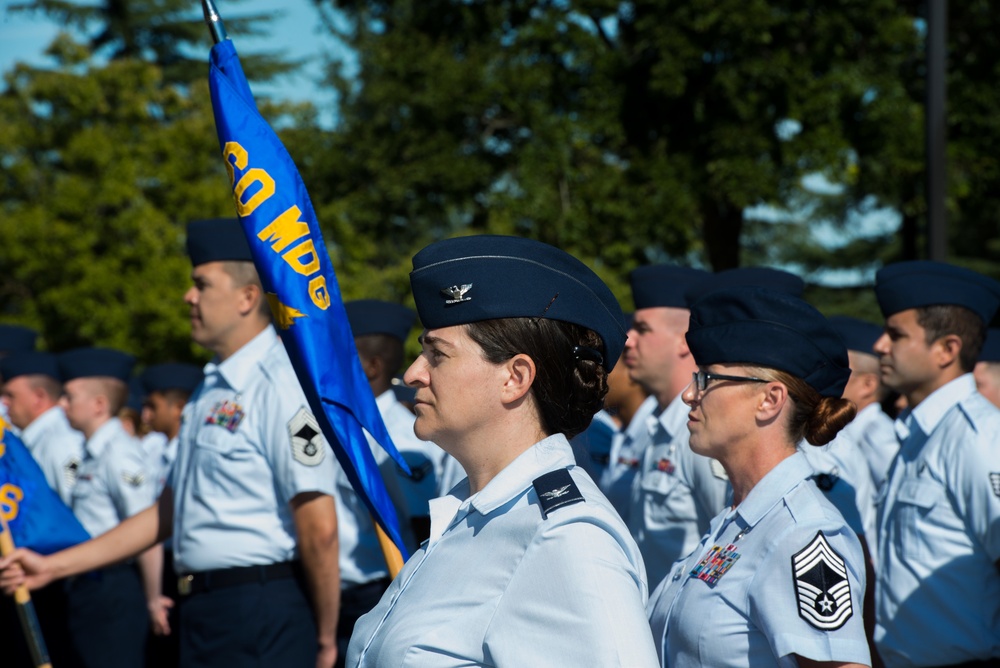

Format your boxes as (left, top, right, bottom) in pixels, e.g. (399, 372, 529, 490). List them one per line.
(178, 575, 317, 667)
(66, 564, 147, 668)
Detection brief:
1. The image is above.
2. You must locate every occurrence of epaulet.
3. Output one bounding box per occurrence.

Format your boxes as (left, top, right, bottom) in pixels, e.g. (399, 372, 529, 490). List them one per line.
(532, 469, 585, 519)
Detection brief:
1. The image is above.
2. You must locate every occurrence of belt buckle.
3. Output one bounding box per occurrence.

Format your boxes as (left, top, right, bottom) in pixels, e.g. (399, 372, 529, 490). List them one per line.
(177, 574, 194, 597)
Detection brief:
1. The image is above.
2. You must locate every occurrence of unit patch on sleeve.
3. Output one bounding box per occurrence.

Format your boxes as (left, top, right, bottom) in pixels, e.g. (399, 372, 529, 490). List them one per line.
(990, 472, 1000, 498)
(288, 408, 325, 466)
(791, 531, 853, 631)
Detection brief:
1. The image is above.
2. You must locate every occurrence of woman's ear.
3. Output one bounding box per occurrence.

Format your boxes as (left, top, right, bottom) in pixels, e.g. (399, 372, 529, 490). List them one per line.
(500, 353, 536, 405)
(757, 382, 789, 422)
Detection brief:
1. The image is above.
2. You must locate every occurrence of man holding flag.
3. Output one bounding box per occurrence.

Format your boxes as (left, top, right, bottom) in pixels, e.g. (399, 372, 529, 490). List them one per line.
(0, 220, 344, 668)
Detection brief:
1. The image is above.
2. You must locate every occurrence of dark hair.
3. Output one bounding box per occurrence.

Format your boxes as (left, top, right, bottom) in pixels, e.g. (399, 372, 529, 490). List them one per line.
(915, 304, 985, 372)
(744, 366, 857, 446)
(465, 318, 608, 439)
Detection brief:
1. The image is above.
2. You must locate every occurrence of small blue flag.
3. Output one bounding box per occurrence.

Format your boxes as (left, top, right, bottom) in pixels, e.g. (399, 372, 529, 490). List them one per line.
(208, 39, 410, 557)
(0, 420, 89, 554)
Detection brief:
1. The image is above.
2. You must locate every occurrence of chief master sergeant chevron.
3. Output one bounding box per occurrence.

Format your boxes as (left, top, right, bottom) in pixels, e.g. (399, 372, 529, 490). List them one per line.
(0, 218, 343, 668)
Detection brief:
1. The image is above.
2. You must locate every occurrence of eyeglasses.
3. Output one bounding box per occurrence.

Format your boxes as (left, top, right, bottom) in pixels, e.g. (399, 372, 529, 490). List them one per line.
(691, 370, 767, 393)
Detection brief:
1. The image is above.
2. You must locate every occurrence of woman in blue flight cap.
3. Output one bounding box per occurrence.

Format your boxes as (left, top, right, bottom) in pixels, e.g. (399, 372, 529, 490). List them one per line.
(347, 235, 658, 666)
(646, 286, 871, 668)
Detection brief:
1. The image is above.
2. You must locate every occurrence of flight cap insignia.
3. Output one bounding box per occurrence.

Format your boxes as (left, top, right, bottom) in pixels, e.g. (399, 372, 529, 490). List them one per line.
(441, 284, 473, 304)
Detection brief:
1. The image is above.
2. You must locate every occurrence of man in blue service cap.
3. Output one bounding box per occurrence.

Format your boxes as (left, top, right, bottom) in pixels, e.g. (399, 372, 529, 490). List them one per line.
(57, 346, 158, 668)
(972, 328, 1000, 409)
(610, 264, 733, 587)
(1, 352, 84, 505)
(0, 219, 343, 668)
(871, 260, 1000, 667)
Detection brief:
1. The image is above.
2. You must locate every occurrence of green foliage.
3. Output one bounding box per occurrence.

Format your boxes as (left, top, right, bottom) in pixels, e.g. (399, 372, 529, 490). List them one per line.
(0, 36, 234, 361)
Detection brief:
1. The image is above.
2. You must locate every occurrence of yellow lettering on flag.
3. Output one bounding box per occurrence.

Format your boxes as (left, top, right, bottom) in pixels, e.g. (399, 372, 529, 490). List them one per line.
(266, 294, 307, 330)
(0, 483, 24, 522)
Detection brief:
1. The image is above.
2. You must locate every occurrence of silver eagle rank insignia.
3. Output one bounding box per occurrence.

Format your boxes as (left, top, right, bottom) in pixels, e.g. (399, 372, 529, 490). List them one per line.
(441, 284, 473, 304)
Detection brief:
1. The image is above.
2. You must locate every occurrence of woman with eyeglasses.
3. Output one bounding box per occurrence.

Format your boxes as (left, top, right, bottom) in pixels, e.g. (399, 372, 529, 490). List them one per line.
(346, 235, 659, 666)
(646, 286, 872, 668)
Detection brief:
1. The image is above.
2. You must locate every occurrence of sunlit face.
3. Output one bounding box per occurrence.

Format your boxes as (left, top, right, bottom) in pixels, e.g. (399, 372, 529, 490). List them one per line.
(403, 325, 508, 452)
(1, 376, 39, 430)
(872, 309, 940, 400)
(681, 364, 760, 459)
(973, 361, 1000, 410)
(143, 391, 183, 437)
(841, 350, 878, 406)
(61, 378, 101, 434)
(183, 262, 245, 354)
(623, 306, 689, 395)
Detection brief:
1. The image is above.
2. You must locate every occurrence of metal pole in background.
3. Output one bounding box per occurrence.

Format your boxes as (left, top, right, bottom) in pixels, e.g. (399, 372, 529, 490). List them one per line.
(926, 0, 948, 261)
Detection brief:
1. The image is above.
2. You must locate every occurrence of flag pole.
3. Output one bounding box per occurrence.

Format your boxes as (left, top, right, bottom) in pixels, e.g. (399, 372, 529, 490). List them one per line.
(201, 0, 405, 578)
(0, 515, 52, 668)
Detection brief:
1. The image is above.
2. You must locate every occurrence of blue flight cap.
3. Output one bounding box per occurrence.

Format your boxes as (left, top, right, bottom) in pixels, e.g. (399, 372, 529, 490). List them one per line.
(125, 376, 145, 412)
(979, 329, 1000, 363)
(0, 325, 38, 353)
(828, 316, 883, 358)
(345, 300, 417, 342)
(875, 260, 1000, 324)
(686, 266, 805, 306)
(409, 235, 627, 371)
(686, 287, 851, 397)
(629, 265, 709, 310)
(57, 348, 135, 383)
(140, 363, 204, 395)
(0, 352, 60, 383)
(186, 218, 253, 267)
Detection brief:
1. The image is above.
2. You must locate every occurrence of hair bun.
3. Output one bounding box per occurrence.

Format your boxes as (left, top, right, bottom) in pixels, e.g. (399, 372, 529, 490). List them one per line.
(804, 397, 857, 446)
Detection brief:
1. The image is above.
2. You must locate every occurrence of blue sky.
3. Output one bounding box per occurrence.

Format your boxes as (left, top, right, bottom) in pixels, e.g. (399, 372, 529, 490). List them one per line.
(0, 0, 345, 124)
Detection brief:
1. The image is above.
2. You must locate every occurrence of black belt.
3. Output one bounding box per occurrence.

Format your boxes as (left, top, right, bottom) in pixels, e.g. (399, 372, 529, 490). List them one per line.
(177, 561, 301, 597)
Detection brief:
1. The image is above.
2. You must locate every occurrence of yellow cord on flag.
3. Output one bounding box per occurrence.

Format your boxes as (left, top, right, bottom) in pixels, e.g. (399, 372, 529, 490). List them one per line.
(374, 521, 405, 578)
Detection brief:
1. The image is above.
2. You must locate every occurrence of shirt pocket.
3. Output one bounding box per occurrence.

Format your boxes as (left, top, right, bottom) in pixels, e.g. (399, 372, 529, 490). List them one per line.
(894, 478, 944, 561)
(193, 426, 254, 497)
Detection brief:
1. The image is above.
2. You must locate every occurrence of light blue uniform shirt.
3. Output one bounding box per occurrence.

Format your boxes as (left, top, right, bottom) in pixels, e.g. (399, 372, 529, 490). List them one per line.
(875, 374, 1000, 667)
(647, 452, 870, 668)
(798, 433, 877, 565)
(347, 434, 659, 667)
(843, 403, 898, 497)
(628, 392, 731, 587)
(71, 417, 153, 537)
(21, 406, 84, 506)
(601, 394, 658, 522)
(169, 327, 338, 573)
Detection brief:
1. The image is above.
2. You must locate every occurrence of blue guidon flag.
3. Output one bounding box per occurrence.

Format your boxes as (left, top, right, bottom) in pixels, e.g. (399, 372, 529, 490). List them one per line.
(0, 420, 89, 554)
(207, 29, 410, 557)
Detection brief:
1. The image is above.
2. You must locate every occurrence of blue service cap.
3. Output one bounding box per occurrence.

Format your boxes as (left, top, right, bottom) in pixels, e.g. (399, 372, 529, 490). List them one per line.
(875, 260, 1000, 324)
(345, 300, 417, 342)
(0, 352, 60, 383)
(979, 329, 1000, 363)
(828, 316, 883, 358)
(0, 325, 38, 353)
(409, 235, 627, 371)
(686, 286, 851, 397)
(629, 265, 709, 310)
(186, 218, 253, 267)
(140, 363, 204, 395)
(686, 266, 805, 307)
(57, 348, 135, 383)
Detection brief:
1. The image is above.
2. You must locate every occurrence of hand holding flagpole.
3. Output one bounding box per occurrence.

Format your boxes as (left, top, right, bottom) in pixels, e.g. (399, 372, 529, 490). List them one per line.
(0, 515, 51, 668)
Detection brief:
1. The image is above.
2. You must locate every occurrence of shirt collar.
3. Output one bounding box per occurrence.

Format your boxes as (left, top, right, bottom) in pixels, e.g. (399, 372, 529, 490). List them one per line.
(905, 373, 976, 438)
(85, 417, 126, 458)
(735, 451, 814, 527)
(21, 405, 67, 445)
(467, 434, 576, 516)
(624, 395, 658, 442)
(651, 391, 689, 440)
(204, 326, 278, 392)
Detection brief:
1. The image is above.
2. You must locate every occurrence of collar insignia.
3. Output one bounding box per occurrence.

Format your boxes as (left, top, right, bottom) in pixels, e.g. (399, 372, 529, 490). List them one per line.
(441, 284, 473, 304)
(792, 531, 853, 630)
